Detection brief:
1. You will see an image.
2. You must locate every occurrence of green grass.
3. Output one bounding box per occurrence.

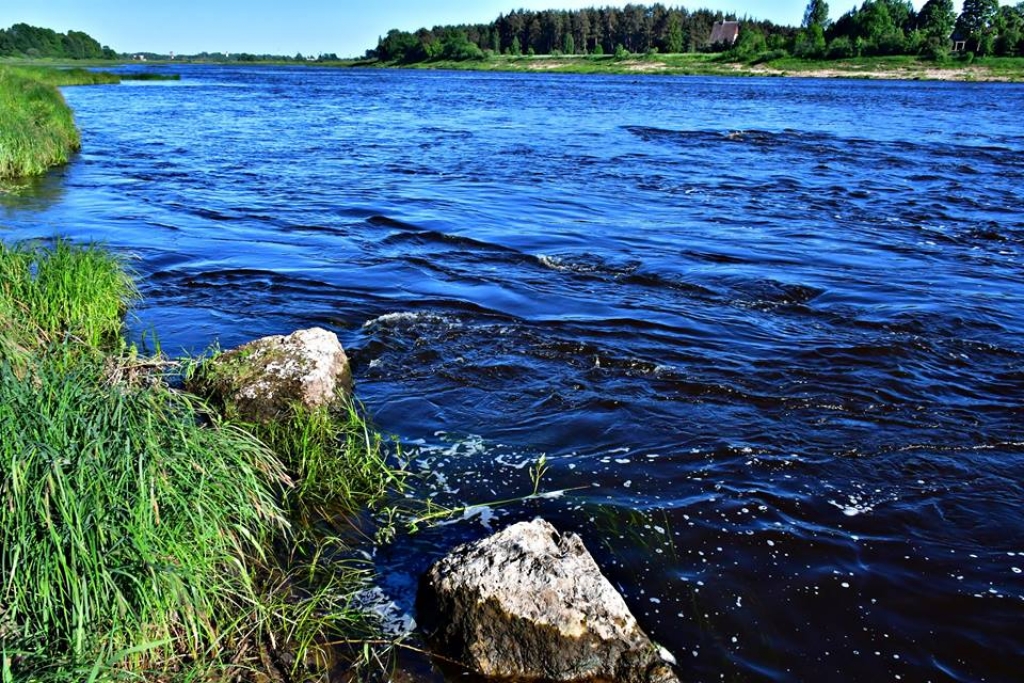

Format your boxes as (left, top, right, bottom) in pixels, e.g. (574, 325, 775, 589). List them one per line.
(5, 66, 121, 87)
(0, 67, 83, 179)
(0, 239, 405, 681)
(0, 66, 138, 180)
(252, 400, 404, 515)
(0, 240, 136, 360)
(0, 356, 289, 677)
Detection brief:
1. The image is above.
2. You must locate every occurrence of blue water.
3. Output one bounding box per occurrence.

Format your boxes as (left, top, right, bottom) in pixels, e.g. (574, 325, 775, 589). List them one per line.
(3, 65, 1023, 682)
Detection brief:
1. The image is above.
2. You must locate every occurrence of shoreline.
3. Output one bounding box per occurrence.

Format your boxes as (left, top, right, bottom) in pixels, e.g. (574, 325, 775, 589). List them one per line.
(351, 53, 1024, 83)
(0, 67, 406, 679)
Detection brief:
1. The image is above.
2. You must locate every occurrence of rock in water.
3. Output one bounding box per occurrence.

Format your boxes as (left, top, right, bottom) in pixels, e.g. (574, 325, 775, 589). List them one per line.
(188, 327, 352, 423)
(420, 518, 679, 683)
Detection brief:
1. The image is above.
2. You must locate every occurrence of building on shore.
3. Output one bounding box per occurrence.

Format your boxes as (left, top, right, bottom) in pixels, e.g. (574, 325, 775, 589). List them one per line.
(709, 21, 740, 48)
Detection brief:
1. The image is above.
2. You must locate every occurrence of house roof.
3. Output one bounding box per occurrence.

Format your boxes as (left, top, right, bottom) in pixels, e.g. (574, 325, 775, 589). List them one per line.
(710, 21, 740, 46)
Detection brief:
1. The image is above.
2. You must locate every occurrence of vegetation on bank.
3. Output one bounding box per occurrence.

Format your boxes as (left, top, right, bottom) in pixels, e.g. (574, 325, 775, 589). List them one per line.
(350, 49, 1024, 81)
(0, 66, 178, 181)
(0, 240, 403, 681)
(368, 1, 1024, 68)
(0, 67, 86, 179)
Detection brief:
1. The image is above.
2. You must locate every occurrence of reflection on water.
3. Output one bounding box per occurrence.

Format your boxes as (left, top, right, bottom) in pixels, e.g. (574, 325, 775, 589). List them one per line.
(0, 166, 69, 215)
(4, 66, 1024, 682)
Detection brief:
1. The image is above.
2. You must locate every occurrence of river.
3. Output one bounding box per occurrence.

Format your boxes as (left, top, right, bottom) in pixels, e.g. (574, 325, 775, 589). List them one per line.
(2, 65, 1023, 682)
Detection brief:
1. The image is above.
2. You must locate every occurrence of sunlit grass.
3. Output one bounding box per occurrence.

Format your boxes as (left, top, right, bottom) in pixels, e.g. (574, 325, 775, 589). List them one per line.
(247, 399, 405, 515)
(0, 67, 83, 178)
(0, 355, 289, 677)
(0, 239, 406, 680)
(0, 239, 137, 359)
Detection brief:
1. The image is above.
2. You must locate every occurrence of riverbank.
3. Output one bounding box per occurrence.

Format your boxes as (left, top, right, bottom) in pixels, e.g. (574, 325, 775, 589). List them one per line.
(352, 52, 1024, 82)
(0, 65, 177, 180)
(0, 67, 88, 179)
(0, 239, 405, 680)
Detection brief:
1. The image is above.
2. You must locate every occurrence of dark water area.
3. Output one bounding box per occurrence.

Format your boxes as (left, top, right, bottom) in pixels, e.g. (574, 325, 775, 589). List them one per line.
(3, 65, 1023, 682)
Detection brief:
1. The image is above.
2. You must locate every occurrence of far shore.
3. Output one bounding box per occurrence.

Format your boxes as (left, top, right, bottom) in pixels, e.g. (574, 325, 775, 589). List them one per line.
(6, 52, 1023, 84)
(346, 53, 1024, 83)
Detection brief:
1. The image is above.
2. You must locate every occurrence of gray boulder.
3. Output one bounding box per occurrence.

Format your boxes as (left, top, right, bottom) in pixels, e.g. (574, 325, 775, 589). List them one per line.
(420, 518, 679, 683)
(188, 327, 352, 423)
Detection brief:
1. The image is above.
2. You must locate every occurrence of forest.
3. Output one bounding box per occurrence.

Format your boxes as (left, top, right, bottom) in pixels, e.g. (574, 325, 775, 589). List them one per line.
(369, 1, 1024, 64)
(0, 23, 116, 60)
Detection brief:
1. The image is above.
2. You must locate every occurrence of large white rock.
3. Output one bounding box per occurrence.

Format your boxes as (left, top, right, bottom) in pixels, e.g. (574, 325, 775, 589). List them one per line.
(420, 518, 679, 683)
(190, 327, 352, 423)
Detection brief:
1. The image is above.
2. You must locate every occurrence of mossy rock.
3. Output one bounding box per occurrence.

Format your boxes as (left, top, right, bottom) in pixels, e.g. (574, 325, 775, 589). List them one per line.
(189, 327, 353, 424)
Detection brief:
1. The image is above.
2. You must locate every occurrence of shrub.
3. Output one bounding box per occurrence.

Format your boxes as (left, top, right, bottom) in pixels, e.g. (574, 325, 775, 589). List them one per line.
(923, 39, 950, 62)
(827, 36, 857, 59)
(751, 49, 790, 65)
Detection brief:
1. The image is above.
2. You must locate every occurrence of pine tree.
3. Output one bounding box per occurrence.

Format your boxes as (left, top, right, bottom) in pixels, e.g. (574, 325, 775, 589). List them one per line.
(803, 0, 830, 29)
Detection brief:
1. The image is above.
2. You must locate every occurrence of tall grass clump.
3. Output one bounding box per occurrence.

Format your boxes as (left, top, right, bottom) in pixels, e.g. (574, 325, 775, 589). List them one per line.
(0, 239, 406, 680)
(0, 357, 289, 677)
(0, 67, 83, 179)
(253, 400, 404, 514)
(0, 239, 136, 357)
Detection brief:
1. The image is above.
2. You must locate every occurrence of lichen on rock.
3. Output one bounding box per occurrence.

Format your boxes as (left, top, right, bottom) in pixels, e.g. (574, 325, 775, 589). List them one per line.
(188, 327, 353, 424)
(419, 518, 680, 683)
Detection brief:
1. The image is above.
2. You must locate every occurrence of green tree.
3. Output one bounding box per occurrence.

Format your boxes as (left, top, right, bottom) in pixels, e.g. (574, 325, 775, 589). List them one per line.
(918, 0, 956, 39)
(563, 32, 575, 54)
(803, 0, 830, 28)
(511, 35, 521, 55)
(956, 0, 999, 53)
(439, 31, 483, 61)
(375, 29, 419, 62)
(665, 11, 684, 53)
(856, 1, 906, 54)
(794, 24, 827, 57)
(993, 4, 1024, 55)
(730, 26, 767, 59)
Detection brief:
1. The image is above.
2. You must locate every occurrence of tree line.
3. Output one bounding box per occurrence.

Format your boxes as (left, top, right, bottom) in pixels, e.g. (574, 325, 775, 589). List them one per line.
(370, 5, 781, 62)
(369, 1, 1024, 64)
(800, 0, 1024, 60)
(0, 23, 116, 60)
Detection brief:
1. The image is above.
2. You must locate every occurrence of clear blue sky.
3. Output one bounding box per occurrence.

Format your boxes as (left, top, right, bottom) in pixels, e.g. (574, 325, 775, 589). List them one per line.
(5, 1, 957, 57)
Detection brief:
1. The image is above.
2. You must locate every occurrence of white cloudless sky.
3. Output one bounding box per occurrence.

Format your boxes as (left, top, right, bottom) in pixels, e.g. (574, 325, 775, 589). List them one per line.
(5, 1, 964, 57)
